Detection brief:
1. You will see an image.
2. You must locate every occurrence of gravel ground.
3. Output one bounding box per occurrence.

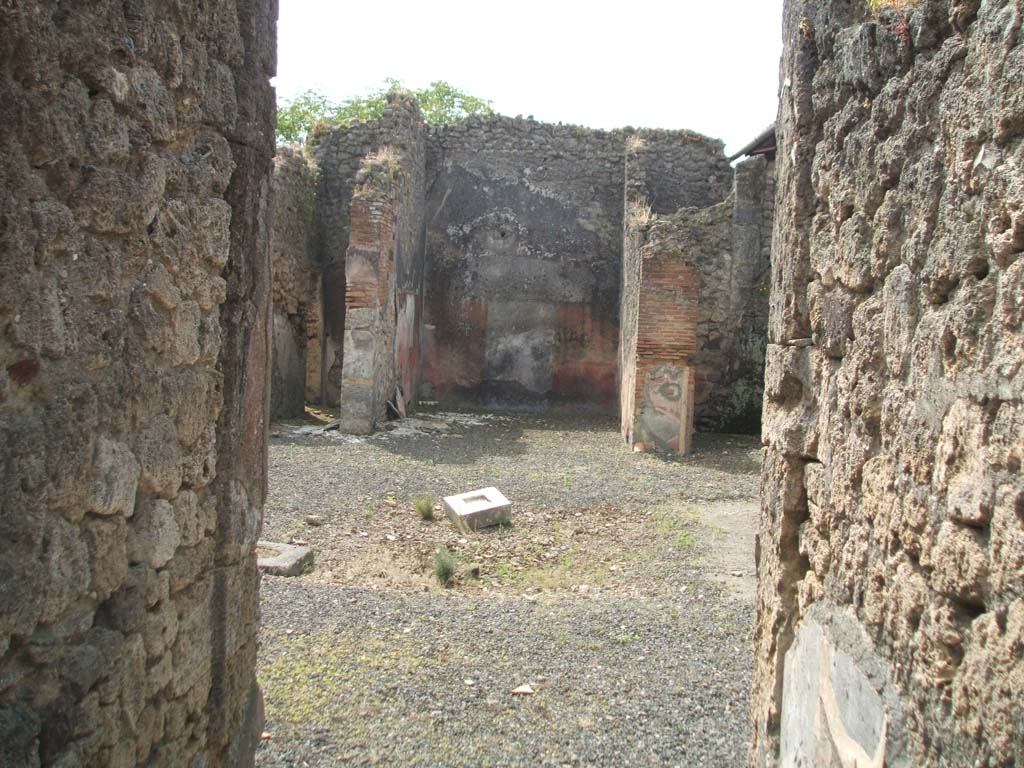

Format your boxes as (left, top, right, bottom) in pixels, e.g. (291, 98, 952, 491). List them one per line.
(257, 409, 760, 767)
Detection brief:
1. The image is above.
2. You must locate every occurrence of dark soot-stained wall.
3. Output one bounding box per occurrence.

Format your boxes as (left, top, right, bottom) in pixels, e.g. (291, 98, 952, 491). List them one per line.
(421, 117, 731, 410)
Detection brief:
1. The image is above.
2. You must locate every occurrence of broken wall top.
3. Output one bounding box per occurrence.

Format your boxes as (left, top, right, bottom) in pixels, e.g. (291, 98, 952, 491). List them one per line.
(309, 91, 424, 270)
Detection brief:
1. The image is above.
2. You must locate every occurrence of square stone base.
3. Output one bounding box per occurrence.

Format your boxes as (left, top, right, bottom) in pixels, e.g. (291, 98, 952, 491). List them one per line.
(443, 487, 511, 531)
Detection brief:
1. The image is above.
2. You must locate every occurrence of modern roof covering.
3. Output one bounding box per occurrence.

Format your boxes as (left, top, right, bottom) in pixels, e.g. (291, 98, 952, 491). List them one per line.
(728, 123, 777, 162)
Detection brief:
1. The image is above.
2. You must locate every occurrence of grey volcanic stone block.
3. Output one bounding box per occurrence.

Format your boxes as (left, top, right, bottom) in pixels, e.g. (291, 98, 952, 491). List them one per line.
(257, 541, 314, 576)
(443, 487, 511, 531)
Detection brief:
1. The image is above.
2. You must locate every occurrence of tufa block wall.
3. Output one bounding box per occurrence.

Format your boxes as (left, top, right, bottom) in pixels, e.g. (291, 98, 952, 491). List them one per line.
(270, 146, 318, 418)
(754, 1, 1024, 765)
(0, 1, 276, 765)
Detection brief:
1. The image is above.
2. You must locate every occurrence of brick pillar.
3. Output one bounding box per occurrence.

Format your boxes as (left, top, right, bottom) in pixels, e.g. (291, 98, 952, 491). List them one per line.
(627, 248, 699, 453)
(339, 192, 396, 433)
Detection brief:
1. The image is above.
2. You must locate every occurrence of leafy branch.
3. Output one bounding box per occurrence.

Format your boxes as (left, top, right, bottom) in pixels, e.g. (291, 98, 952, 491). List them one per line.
(276, 80, 494, 145)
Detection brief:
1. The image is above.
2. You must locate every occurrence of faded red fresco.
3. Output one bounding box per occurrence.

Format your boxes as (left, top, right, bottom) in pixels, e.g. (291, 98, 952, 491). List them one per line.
(422, 298, 618, 408)
(550, 303, 618, 406)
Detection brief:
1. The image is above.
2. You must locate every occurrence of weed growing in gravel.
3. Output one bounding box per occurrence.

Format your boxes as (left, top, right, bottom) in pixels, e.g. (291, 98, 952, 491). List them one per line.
(674, 530, 695, 550)
(414, 495, 435, 521)
(653, 505, 698, 533)
(552, 630, 570, 648)
(493, 561, 515, 581)
(362, 509, 373, 520)
(653, 510, 678, 533)
(434, 546, 456, 585)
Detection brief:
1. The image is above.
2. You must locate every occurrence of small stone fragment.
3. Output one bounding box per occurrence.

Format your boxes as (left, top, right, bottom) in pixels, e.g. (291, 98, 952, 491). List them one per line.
(510, 684, 535, 696)
(304, 515, 323, 527)
(257, 541, 314, 577)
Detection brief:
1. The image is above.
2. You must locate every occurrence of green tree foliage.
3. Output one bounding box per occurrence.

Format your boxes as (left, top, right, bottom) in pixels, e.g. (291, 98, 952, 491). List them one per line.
(276, 80, 494, 145)
(413, 80, 494, 125)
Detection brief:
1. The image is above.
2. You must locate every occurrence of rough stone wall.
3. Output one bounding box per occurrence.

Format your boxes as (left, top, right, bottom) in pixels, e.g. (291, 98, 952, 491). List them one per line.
(334, 96, 426, 433)
(304, 271, 323, 404)
(388, 105, 427, 414)
(733, 156, 776, 431)
(270, 146, 317, 417)
(423, 118, 625, 408)
(695, 157, 775, 432)
(0, 1, 275, 766)
(754, 1, 1024, 766)
(624, 131, 733, 215)
(620, 155, 775, 446)
(422, 117, 730, 409)
(309, 93, 424, 407)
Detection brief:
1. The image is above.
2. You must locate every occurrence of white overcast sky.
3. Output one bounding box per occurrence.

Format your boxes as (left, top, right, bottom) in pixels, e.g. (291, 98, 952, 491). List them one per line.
(274, 0, 785, 156)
